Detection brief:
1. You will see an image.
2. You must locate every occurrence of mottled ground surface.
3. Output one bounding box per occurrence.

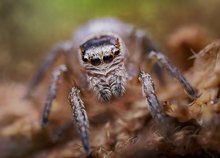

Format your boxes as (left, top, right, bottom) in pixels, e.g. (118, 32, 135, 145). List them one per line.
(0, 41, 220, 158)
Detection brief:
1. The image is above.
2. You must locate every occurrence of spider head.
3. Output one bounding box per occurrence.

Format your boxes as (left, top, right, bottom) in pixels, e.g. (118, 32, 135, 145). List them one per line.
(80, 35, 121, 66)
(79, 35, 127, 101)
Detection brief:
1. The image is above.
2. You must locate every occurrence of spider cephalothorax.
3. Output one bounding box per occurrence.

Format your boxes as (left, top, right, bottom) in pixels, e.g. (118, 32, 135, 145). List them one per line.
(27, 18, 198, 156)
(80, 35, 128, 101)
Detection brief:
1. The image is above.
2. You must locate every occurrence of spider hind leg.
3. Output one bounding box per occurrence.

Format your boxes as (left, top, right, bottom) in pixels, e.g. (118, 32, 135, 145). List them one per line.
(148, 51, 198, 99)
(25, 41, 73, 98)
(41, 64, 67, 127)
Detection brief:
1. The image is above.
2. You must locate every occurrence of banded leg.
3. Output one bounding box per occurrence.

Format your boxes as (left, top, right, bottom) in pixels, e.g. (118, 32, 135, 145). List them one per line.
(139, 71, 174, 137)
(41, 65, 67, 127)
(139, 71, 201, 141)
(148, 51, 198, 99)
(69, 87, 90, 155)
(25, 41, 72, 98)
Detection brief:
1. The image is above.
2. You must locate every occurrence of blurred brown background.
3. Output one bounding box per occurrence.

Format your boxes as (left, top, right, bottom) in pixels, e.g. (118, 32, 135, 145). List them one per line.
(0, 0, 220, 82)
(1, 1, 220, 158)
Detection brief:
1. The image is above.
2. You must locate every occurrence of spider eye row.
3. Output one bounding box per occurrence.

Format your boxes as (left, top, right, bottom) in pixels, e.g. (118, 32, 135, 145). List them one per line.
(82, 49, 120, 66)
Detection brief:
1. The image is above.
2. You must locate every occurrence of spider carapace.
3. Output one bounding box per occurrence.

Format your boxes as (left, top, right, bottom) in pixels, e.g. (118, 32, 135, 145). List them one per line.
(27, 18, 198, 156)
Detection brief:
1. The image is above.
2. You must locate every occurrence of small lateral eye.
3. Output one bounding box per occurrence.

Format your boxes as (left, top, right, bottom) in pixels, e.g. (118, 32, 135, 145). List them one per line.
(113, 49, 120, 55)
(103, 54, 113, 63)
(80, 46, 85, 55)
(82, 57, 88, 63)
(91, 58, 101, 66)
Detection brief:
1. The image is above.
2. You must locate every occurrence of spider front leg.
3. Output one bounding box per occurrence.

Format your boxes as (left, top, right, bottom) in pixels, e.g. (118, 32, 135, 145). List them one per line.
(69, 87, 90, 155)
(139, 71, 175, 138)
(139, 71, 200, 141)
(41, 64, 67, 126)
(148, 51, 198, 99)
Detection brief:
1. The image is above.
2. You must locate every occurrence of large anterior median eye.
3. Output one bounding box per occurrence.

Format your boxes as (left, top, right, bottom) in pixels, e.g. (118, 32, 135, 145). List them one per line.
(91, 58, 101, 66)
(103, 54, 113, 63)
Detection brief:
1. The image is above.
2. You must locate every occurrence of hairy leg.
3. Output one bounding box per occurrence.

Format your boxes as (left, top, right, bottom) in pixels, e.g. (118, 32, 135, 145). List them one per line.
(25, 41, 72, 98)
(139, 71, 174, 137)
(148, 51, 198, 99)
(69, 87, 90, 155)
(139, 71, 200, 140)
(137, 29, 197, 98)
(41, 64, 67, 127)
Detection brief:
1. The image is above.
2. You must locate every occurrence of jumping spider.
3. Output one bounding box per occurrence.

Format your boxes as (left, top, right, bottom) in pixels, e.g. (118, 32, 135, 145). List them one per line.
(27, 18, 197, 156)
